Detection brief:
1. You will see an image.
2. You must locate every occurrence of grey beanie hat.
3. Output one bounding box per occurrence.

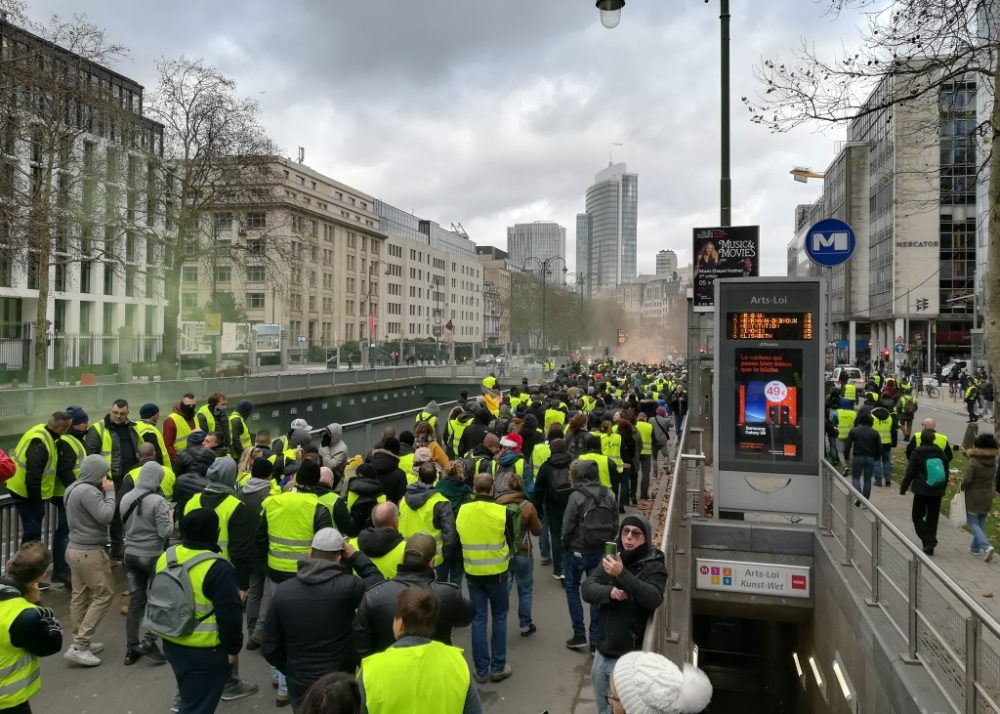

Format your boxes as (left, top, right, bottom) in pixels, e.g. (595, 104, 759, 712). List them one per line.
(78, 454, 110, 484)
(613, 651, 712, 714)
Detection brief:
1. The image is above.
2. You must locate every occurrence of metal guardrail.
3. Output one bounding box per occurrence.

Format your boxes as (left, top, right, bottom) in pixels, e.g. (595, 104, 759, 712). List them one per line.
(0, 364, 543, 420)
(820, 460, 1000, 713)
(642, 416, 706, 656)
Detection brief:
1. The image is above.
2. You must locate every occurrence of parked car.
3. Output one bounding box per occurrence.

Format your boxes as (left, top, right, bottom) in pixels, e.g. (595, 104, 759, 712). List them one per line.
(474, 353, 496, 366)
(199, 359, 246, 378)
(831, 365, 865, 389)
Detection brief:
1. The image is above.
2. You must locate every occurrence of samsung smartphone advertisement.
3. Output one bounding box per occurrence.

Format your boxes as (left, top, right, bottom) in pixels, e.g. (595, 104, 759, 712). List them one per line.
(714, 279, 823, 516)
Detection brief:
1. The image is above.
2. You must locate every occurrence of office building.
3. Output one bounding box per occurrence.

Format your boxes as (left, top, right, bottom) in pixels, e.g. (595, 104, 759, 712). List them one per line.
(0, 17, 166, 377)
(576, 162, 638, 297)
(656, 250, 678, 276)
(476, 245, 516, 350)
(506, 222, 566, 278)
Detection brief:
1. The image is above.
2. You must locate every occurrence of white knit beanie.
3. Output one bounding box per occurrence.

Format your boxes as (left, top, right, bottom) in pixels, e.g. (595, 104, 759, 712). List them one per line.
(613, 651, 713, 714)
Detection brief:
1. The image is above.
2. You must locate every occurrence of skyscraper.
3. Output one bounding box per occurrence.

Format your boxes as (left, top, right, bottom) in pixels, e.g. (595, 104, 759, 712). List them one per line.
(656, 250, 678, 276)
(576, 163, 638, 296)
(506, 222, 566, 279)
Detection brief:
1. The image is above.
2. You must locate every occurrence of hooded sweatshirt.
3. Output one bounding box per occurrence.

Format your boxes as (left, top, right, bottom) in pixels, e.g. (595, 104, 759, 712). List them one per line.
(64, 454, 116, 550)
(961, 447, 998, 514)
(172, 448, 217, 514)
(319, 423, 349, 479)
(196, 457, 256, 590)
(561, 459, 619, 554)
(581, 514, 667, 658)
(120, 461, 172, 558)
(402, 482, 458, 558)
(369, 449, 406, 504)
(356, 527, 405, 562)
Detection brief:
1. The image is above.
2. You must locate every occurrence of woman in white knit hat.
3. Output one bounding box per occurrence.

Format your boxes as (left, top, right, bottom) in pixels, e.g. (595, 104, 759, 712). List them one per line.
(608, 651, 712, 714)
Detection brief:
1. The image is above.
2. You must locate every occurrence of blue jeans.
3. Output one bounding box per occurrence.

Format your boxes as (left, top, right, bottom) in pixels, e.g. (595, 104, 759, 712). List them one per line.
(539, 511, 551, 560)
(592, 651, 618, 714)
(467, 576, 509, 677)
(269, 579, 288, 697)
(968, 513, 990, 552)
(851, 455, 875, 499)
(505, 554, 534, 630)
(874, 446, 892, 485)
(564, 551, 602, 642)
(163, 641, 230, 714)
(827, 434, 841, 464)
(547, 512, 565, 576)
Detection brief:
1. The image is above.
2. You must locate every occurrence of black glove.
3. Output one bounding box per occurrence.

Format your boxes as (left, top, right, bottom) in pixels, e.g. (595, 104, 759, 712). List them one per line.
(36, 606, 62, 637)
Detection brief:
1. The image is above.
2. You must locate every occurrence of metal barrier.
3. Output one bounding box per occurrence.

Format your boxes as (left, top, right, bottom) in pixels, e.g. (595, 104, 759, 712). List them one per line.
(641, 417, 706, 655)
(820, 460, 1000, 713)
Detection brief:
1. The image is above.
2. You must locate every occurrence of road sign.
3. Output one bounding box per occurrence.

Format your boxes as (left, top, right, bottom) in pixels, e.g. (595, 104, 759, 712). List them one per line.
(895, 335, 904, 344)
(805, 218, 856, 267)
(894, 344, 905, 354)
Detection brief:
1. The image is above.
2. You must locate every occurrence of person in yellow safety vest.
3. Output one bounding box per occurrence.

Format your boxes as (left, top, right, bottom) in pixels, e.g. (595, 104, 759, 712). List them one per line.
(7, 412, 73, 588)
(358, 587, 481, 713)
(895, 389, 918, 440)
(228, 400, 255, 460)
(415, 401, 440, 442)
(455, 474, 515, 683)
(492, 435, 532, 496)
(444, 408, 475, 460)
(259, 528, 383, 708)
(600, 421, 624, 472)
(135, 403, 171, 467)
(256, 459, 333, 701)
(347, 464, 390, 535)
(544, 403, 567, 432)
(196, 392, 228, 440)
(0, 542, 65, 712)
(407, 447, 437, 486)
(581, 393, 597, 414)
(349, 502, 407, 579)
(508, 386, 524, 413)
(481, 376, 501, 417)
(905, 417, 953, 468)
(634, 414, 654, 501)
(834, 405, 857, 454)
(872, 373, 883, 390)
(156, 509, 245, 713)
(869, 402, 898, 487)
(577, 434, 618, 493)
(314, 466, 355, 534)
(399, 462, 459, 572)
(51, 407, 90, 586)
(163, 393, 197, 464)
(964, 381, 980, 423)
(122, 443, 176, 501)
(841, 382, 858, 407)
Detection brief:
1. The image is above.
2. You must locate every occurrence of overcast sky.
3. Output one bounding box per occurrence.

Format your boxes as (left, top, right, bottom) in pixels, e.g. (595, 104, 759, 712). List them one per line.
(29, 0, 869, 276)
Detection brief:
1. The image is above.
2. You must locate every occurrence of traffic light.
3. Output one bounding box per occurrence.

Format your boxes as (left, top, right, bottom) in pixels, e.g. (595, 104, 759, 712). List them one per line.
(882, 349, 890, 358)
(915, 298, 929, 311)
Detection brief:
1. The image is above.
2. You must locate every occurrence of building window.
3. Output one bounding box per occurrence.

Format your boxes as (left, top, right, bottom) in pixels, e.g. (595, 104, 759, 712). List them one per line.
(246, 265, 265, 282)
(182, 266, 198, 283)
(246, 292, 265, 310)
(214, 266, 231, 283)
(246, 211, 266, 229)
(182, 292, 197, 309)
(247, 237, 264, 256)
(213, 212, 232, 232)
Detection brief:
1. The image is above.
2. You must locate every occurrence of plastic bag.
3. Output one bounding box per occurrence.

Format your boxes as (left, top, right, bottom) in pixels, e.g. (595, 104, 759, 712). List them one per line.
(948, 491, 966, 529)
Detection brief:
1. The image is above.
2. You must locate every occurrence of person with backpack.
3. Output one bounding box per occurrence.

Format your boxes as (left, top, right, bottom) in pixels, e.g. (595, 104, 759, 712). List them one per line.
(533, 438, 574, 580)
(399, 462, 458, 576)
(901, 428, 949, 555)
(119, 461, 172, 666)
(491, 435, 532, 497)
(455, 474, 516, 683)
(149, 508, 243, 714)
(434, 462, 474, 587)
(561, 459, 619, 652)
(62, 454, 116, 667)
(346, 463, 389, 535)
(582, 514, 667, 714)
(495, 474, 542, 638)
(262, 527, 383, 710)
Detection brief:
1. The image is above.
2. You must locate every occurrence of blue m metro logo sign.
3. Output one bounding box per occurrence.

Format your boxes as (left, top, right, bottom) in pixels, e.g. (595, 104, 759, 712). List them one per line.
(805, 218, 856, 267)
(812, 231, 850, 252)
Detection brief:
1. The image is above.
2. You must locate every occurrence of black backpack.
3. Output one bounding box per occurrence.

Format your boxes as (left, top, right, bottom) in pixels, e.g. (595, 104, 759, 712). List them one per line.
(579, 489, 617, 546)
(548, 464, 573, 502)
(349, 492, 380, 534)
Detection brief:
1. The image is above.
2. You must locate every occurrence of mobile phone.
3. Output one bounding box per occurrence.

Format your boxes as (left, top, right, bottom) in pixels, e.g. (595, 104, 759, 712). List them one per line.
(604, 541, 618, 556)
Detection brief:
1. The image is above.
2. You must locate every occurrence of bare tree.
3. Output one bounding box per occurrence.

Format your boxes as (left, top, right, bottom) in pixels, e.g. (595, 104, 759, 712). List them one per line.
(743, 0, 999, 373)
(0, 10, 146, 386)
(146, 57, 283, 370)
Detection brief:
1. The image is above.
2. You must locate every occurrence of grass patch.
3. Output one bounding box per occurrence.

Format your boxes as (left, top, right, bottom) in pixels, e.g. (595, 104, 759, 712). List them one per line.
(891, 450, 1000, 547)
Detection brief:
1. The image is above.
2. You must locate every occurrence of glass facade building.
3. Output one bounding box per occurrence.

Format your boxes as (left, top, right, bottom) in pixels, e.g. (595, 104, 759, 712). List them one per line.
(577, 163, 638, 295)
(506, 222, 566, 277)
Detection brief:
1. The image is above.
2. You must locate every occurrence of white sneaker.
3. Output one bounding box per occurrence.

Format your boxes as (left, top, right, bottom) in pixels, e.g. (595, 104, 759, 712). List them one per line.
(88, 642, 104, 654)
(64, 645, 101, 667)
(986, 546, 995, 563)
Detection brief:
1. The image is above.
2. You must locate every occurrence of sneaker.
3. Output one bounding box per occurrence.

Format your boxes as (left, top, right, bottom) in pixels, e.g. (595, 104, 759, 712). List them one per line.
(170, 694, 180, 713)
(923, 546, 935, 556)
(36, 581, 51, 592)
(473, 671, 489, 684)
(986, 546, 995, 563)
(137, 640, 165, 663)
(88, 642, 104, 655)
(271, 675, 279, 690)
(221, 681, 259, 701)
(551, 572, 565, 581)
(276, 693, 290, 707)
(520, 624, 537, 637)
(565, 635, 589, 650)
(490, 664, 513, 682)
(123, 649, 143, 666)
(540, 557, 552, 566)
(64, 645, 101, 667)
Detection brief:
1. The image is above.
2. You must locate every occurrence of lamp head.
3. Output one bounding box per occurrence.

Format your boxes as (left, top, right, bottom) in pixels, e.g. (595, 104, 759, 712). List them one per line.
(596, 0, 625, 28)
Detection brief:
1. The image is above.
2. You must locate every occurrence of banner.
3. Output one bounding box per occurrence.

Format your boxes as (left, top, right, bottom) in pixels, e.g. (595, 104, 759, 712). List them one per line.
(221, 322, 251, 354)
(692, 225, 759, 309)
(254, 324, 281, 353)
(179, 322, 212, 355)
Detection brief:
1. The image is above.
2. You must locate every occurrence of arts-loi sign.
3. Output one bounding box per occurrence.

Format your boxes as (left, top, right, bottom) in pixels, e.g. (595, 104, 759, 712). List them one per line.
(696, 558, 811, 599)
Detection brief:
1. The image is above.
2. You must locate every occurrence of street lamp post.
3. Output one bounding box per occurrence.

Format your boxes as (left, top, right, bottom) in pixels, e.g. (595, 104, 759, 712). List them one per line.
(362, 260, 379, 369)
(523, 256, 566, 357)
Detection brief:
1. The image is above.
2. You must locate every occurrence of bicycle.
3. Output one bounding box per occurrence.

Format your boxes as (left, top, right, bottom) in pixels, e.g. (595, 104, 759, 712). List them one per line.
(949, 381, 960, 401)
(924, 384, 939, 399)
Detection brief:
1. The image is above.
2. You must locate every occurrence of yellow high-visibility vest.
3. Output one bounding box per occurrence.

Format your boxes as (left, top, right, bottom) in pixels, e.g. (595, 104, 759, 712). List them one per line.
(349, 536, 405, 579)
(635, 421, 653, 456)
(361, 640, 469, 714)
(228, 412, 252, 453)
(399, 492, 449, 567)
(154, 545, 224, 648)
(184, 492, 242, 559)
(54, 433, 87, 498)
(135, 421, 171, 467)
(577, 452, 613, 490)
(836, 409, 857, 441)
(195, 405, 217, 434)
(262, 492, 321, 572)
(872, 415, 893, 445)
(166, 412, 194, 453)
(0, 597, 42, 708)
(7, 425, 58, 501)
(455, 500, 510, 576)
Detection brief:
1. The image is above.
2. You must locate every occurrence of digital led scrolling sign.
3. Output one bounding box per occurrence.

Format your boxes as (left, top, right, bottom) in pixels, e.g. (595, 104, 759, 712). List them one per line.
(727, 312, 814, 341)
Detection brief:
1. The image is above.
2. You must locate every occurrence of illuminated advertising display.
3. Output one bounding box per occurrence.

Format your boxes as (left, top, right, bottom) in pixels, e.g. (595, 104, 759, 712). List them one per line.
(692, 225, 759, 310)
(714, 279, 823, 516)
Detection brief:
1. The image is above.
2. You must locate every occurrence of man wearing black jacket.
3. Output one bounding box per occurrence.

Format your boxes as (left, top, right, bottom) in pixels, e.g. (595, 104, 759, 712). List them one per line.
(901, 429, 949, 556)
(0, 542, 63, 712)
(582, 514, 666, 714)
(532, 438, 573, 580)
(353, 533, 473, 657)
(262, 527, 382, 709)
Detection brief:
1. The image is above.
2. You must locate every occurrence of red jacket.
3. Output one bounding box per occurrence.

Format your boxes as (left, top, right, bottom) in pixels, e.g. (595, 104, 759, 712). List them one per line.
(0, 448, 14, 481)
(162, 405, 196, 463)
